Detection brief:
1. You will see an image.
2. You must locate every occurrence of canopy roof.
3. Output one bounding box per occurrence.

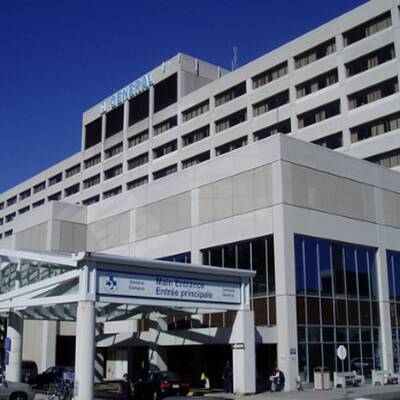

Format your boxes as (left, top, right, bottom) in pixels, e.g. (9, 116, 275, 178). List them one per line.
(0, 248, 254, 322)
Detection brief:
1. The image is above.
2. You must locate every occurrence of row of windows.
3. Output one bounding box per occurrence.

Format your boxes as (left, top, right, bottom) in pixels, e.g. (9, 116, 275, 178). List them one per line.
(180, 42, 395, 130)
(366, 147, 400, 168)
(82, 21, 395, 154)
(3, 97, 398, 222)
(84, 74, 177, 149)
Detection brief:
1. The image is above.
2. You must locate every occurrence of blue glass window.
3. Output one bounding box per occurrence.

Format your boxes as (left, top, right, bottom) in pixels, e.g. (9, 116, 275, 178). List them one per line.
(319, 240, 332, 295)
(295, 236, 305, 294)
(305, 238, 319, 295)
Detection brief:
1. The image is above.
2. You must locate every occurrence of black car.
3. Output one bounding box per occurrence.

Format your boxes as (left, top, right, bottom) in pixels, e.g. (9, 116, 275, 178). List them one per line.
(22, 360, 38, 384)
(133, 371, 190, 400)
(35, 366, 74, 388)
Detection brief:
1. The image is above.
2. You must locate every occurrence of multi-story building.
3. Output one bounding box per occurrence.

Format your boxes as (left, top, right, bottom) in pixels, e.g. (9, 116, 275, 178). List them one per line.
(1, 0, 400, 391)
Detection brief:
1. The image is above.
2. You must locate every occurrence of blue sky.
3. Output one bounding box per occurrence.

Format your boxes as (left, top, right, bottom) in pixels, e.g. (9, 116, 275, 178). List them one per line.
(0, 0, 368, 193)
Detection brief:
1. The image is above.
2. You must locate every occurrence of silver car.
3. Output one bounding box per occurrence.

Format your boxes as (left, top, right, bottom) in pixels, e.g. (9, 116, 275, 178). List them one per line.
(0, 378, 35, 400)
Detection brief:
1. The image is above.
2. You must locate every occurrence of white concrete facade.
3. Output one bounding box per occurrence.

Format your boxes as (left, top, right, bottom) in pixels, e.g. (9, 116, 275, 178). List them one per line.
(1, 0, 400, 393)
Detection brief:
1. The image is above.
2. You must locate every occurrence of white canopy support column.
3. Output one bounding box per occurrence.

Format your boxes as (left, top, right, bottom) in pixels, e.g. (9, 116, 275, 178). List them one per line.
(232, 310, 256, 394)
(149, 318, 168, 371)
(6, 312, 24, 382)
(74, 301, 95, 400)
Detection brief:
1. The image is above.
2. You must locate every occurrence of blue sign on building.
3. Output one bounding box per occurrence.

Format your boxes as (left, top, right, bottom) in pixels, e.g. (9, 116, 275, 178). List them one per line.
(100, 73, 153, 114)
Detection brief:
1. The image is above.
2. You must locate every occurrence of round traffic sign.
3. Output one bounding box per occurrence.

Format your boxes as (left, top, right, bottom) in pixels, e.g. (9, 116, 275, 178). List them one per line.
(337, 345, 347, 360)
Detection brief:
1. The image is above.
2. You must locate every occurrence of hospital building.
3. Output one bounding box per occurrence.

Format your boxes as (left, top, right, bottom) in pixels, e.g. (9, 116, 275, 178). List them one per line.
(1, 0, 400, 392)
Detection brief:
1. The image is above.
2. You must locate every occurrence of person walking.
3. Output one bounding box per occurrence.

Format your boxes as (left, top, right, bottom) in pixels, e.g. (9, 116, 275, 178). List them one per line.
(119, 373, 133, 400)
(222, 361, 233, 393)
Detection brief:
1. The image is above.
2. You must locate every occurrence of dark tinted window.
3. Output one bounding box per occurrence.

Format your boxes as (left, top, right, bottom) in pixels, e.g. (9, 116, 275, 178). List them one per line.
(154, 74, 177, 113)
(85, 118, 102, 149)
(129, 90, 149, 125)
(106, 105, 124, 138)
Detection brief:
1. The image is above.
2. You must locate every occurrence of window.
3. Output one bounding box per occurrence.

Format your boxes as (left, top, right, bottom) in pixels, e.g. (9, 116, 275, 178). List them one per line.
(84, 117, 102, 150)
(201, 236, 275, 326)
(19, 189, 31, 201)
(128, 130, 149, 148)
(104, 164, 123, 180)
(295, 235, 380, 382)
(104, 142, 123, 159)
(366, 148, 400, 168)
(83, 174, 100, 189)
(343, 11, 392, 46)
(216, 136, 247, 156)
(6, 196, 17, 207)
(32, 199, 45, 208)
(182, 125, 210, 147)
(387, 250, 400, 369)
(33, 181, 46, 194)
(103, 186, 122, 200)
(65, 164, 81, 178)
(49, 173, 62, 186)
(153, 116, 177, 136)
(154, 73, 177, 113)
(298, 100, 340, 128)
(105, 104, 124, 138)
(64, 183, 80, 198)
(182, 151, 210, 169)
(215, 109, 247, 133)
(48, 192, 61, 202)
(252, 61, 288, 89)
(295, 38, 336, 69)
(0, 218, 3, 225)
(312, 132, 343, 149)
(18, 206, 30, 215)
(129, 90, 149, 125)
(127, 153, 148, 170)
(127, 176, 148, 190)
(346, 44, 395, 77)
(5, 212, 16, 223)
(159, 252, 191, 264)
(153, 140, 177, 159)
(82, 195, 100, 206)
(350, 111, 400, 143)
(153, 164, 177, 181)
(215, 82, 246, 107)
(348, 77, 398, 110)
(84, 154, 101, 169)
(296, 69, 338, 98)
(0, 202, 3, 211)
(4, 230, 12, 238)
(253, 119, 291, 141)
(182, 100, 209, 122)
(253, 90, 289, 117)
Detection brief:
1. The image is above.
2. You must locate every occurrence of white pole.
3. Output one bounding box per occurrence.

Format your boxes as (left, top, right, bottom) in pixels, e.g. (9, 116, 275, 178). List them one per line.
(74, 301, 95, 400)
(6, 312, 23, 382)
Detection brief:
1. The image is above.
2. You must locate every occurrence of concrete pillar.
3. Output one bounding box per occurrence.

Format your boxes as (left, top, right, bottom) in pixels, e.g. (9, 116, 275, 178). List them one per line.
(41, 321, 57, 372)
(376, 247, 394, 371)
(148, 318, 168, 371)
(74, 301, 95, 400)
(273, 204, 298, 391)
(231, 310, 256, 394)
(6, 312, 24, 382)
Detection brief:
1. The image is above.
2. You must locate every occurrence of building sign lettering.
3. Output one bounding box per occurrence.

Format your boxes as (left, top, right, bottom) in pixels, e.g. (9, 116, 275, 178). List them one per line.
(100, 73, 153, 114)
(97, 270, 241, 305)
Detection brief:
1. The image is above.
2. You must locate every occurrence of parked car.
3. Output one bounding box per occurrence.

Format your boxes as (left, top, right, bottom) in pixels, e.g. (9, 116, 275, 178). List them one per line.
(133, 371, 190, 400)
(21, 361, 37, 385)
(35, 366, 74, 388)
(0, 376, 35, 400)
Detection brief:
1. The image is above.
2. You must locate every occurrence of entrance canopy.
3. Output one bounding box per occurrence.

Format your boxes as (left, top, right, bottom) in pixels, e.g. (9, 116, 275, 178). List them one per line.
(0, 248, 254, 321)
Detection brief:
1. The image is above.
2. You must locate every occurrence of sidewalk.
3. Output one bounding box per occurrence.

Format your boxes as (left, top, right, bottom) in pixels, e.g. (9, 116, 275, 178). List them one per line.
(228, 384, 400, 400)
(33, 384, 400, 400)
